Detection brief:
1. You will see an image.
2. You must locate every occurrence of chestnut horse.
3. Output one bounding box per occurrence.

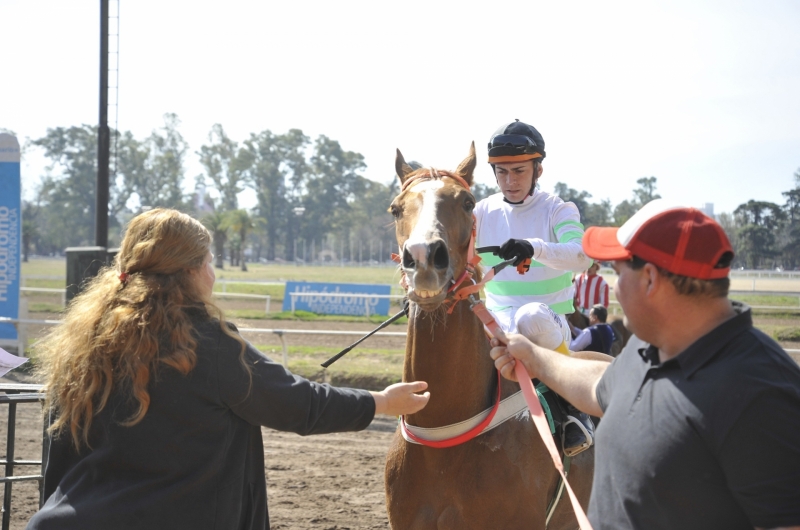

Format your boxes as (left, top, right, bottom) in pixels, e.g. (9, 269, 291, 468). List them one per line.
(384, 144, 593, 529)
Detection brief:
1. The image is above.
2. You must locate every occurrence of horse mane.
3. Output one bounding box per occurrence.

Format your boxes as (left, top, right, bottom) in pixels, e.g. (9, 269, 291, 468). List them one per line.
(400, 168, 472, 194)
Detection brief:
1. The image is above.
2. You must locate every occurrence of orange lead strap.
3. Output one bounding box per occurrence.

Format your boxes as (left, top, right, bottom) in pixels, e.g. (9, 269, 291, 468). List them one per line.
(469, 296, 594, 530)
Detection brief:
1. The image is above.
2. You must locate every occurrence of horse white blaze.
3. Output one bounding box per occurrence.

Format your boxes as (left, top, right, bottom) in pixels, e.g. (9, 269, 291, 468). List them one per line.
(404, 180, 444, 266)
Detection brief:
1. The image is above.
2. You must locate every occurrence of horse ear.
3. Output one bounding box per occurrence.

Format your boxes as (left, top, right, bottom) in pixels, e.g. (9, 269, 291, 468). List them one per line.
(455, 142, 477, 186)
(395, 149, 415, 184)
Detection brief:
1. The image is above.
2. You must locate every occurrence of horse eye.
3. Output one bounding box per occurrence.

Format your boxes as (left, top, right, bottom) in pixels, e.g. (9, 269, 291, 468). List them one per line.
(390, 205, 401, 218)
(464, 198, 475, 211)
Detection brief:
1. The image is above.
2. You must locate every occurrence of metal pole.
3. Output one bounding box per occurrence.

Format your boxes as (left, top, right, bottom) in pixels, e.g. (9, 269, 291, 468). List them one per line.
(2, 404, 17, 530)
(96, 0, 110, 248)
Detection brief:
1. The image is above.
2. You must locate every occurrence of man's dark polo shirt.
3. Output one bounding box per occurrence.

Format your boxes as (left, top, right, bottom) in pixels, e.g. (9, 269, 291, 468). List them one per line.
(589, 303, 800, 530)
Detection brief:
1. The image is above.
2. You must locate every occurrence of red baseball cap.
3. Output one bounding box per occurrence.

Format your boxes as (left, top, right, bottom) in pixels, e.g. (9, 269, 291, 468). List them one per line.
(582, 199, 734, 280)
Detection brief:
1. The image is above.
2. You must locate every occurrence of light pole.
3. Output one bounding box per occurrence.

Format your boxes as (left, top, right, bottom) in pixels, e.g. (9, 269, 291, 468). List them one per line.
(292, 207, 305, 266)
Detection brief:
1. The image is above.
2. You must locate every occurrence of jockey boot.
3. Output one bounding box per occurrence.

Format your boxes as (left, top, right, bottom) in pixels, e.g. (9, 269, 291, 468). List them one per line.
(562, 403, 594, 457)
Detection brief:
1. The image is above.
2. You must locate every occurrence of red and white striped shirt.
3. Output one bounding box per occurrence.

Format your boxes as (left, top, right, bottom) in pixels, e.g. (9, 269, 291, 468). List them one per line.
(574, 272, 609, 314)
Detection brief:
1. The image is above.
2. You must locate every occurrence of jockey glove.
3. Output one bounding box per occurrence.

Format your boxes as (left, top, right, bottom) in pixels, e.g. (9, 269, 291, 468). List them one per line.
(497, 238, 534, 266)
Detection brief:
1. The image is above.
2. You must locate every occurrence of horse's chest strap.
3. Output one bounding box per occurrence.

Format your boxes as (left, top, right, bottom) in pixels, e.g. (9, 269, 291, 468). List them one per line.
(400, 371, 503, 448)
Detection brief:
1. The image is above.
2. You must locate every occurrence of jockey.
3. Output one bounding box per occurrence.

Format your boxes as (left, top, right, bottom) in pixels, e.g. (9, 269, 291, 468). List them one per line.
(474, 119, 595, 456)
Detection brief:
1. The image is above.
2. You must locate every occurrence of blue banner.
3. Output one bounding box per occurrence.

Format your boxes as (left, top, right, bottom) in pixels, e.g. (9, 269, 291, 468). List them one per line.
(0, 134, 21, 341)
(282, 281, 391, 316)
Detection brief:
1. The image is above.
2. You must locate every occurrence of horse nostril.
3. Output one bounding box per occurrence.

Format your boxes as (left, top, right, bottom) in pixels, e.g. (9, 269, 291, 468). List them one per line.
(402, 248, 416, 269)
(431, 241, 449, 270)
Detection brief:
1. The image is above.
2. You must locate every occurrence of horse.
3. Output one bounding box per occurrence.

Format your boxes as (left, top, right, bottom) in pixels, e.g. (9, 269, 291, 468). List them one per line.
(384, 144, 594, 529)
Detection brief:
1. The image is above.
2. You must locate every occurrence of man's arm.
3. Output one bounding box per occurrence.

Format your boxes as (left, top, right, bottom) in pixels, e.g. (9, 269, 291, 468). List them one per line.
(569, 328, 592, 352)
(490, 329, 608, 417)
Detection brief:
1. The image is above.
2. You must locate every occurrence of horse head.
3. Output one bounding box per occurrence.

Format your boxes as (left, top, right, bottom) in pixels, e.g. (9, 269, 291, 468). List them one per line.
(390, 143, 477, 312)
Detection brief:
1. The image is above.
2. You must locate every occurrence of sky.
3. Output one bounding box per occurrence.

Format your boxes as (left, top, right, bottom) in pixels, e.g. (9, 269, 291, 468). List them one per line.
(2, 0, 799, 216)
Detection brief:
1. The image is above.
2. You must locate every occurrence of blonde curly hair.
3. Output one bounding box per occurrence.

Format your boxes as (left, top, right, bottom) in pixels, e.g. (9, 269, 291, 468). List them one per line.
(36, 209, 245, 449)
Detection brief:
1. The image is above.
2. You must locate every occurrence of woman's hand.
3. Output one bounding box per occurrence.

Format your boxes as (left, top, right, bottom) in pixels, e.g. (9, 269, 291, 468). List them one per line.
(371, 381, 430, 416)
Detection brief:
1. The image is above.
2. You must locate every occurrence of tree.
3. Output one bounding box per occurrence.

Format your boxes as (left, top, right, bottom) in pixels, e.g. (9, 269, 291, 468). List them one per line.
(241, 129, 310, 261)
(716, 211, 739, 266)
(780, 167, 800, 268)
(554, 182, 593, 222)
(584, 199, 614, 227)
(613, 200, 638, 226)
(201, 211, 229, 269)
(302, 135, 367, 247)
(198, 124, 246, 212)
(32, 125, 131, 249)
(224, 209, 254, 271)
(121, 114, 188, 211)
(472, 183, 499, 202)
(21, 200, 40, 261)
(633, 176, 661, 207)
(734, 200, 786, 268)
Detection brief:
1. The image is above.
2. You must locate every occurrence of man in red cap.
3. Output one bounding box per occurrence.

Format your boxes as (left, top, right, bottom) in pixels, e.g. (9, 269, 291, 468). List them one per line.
(489, 199, 800, 530)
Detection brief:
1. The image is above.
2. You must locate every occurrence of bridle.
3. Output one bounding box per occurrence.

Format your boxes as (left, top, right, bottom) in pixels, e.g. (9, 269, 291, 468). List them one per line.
(392, 168, 524, 314)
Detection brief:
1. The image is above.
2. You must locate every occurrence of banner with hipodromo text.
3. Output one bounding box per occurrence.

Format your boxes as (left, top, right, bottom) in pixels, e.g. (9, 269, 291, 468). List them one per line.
(282, 282, 391, 316)
(0, 134, 21, 342)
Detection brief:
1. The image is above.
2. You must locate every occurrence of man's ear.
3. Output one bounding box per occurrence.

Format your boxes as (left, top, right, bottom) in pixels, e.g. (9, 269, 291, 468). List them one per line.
(643, 263, 662, 296)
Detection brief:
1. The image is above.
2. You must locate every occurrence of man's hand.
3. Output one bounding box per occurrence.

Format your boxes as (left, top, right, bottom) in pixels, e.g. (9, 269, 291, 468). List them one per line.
(489, 329, 538, 382)
(371, 381, 430, 416)
(497, 238, 534, 266)
(489, 328, 608, 417)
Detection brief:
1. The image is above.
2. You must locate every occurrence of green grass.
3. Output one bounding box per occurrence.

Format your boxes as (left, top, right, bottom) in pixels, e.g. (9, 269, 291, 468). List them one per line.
(26, 302, 65, 313)
(214, 263, 403, 284)
(254, 344, 405, 390)
(775, 327, 800, 342)
(214, 284, 284, 296)
(21, 257, 407, 297)
(733, 294, 800, 307)
(19, 258, 68, 278)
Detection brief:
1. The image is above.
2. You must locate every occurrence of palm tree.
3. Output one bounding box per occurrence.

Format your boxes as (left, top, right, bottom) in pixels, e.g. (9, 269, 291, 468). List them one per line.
(201, 211, 229, 269)
(224, 209, 254, 271)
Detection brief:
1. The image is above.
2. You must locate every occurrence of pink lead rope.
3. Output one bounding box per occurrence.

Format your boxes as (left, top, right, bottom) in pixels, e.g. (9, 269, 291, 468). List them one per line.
(472, 300, 594, 530)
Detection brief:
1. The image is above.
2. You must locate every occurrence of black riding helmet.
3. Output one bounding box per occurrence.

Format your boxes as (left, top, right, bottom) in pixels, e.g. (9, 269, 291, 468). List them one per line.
(487, 119, 546, 163)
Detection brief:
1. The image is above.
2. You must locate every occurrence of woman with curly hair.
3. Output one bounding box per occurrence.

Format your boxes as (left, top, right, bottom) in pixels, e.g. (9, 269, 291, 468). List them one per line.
(27, 208, 428, 530)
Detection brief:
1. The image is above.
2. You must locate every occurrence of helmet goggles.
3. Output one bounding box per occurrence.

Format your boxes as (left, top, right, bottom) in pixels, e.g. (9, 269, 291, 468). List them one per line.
(487, 134, 543, 163)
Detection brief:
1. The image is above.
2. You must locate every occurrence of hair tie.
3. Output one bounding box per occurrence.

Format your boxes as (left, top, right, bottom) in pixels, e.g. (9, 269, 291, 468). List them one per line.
(119, 272, 130, 284)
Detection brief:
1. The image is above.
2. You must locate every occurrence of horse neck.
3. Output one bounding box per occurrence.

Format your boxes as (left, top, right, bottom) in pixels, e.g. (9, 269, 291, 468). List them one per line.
(403, 301, 497, 428)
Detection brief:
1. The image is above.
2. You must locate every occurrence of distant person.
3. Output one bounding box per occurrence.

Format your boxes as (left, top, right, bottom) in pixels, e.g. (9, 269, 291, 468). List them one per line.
(569, 304, 616, 355)
(474, 119, 595, 456)
(27, 209, 429, 530)
(489, 199, 800, 530)
(574, 261, 609, 316)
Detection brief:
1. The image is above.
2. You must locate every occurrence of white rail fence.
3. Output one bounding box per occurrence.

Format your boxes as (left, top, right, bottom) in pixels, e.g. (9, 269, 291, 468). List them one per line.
(20, 288, 273, 313)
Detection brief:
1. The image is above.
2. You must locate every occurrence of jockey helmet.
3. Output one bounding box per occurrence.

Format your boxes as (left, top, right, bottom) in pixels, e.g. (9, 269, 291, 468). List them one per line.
(487, 119, 546, 164)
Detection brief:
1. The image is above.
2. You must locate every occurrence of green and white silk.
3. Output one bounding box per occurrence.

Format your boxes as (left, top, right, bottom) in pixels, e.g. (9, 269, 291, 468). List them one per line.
(474, 191, 592, 316)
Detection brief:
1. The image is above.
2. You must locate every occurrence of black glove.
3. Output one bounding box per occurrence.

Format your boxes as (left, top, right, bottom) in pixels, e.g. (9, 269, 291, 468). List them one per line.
(402, 297, 410, 317)
(496, 238, 534, 266)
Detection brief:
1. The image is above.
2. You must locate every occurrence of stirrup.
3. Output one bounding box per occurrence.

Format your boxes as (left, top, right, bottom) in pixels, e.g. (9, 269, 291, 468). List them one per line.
(562, 415, 593, 457)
